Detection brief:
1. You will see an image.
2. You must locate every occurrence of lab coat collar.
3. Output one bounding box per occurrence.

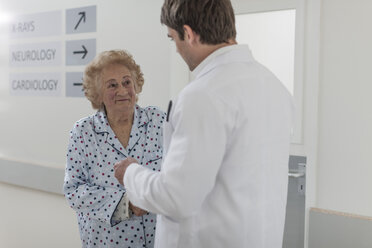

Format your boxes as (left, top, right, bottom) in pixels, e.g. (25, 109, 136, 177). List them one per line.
(191, 44, 254, 80)
(92, 104, 149, 157)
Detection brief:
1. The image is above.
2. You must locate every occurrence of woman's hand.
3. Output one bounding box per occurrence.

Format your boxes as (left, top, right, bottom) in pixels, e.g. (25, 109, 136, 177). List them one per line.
(114, 157, 138, 185)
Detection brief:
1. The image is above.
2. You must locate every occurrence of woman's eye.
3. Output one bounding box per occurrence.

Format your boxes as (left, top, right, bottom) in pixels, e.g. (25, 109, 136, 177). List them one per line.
(108, 83, 117, 88)
(123, 80, 131, 85)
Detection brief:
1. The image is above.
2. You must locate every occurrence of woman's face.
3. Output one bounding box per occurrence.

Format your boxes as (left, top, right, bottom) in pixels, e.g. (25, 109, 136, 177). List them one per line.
(101, 64, 136, 116)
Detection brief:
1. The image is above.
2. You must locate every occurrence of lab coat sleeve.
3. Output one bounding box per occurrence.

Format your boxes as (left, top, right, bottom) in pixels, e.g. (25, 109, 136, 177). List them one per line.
(63, 126, 127, 226)
(124, 90, 228, 220)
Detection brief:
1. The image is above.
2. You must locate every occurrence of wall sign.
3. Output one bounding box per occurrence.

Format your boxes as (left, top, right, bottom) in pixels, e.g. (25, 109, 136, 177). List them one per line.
(10, 72, 62, 96)
(9, 10, 62, 39)
(66, 6, 96, 34)
(66, 72, 84, 97)
(9, 41, 62, 67)
(8, 5, 97, 97)
(66, 39, 96, 66)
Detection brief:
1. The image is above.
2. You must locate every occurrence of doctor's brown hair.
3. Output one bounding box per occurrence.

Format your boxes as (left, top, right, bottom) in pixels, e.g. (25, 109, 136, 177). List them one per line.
(160, 0, 236, 45)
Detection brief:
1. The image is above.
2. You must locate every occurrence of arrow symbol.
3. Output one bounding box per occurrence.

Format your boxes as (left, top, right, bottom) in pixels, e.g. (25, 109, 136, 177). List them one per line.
(73, 77, 84, 91)
(73, 82, 84, 91)
(74, 12, 86, 30)
(73, 45, 88, 59)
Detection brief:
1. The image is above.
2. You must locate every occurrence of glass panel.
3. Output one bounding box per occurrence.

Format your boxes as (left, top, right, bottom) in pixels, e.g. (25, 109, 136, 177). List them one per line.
(236, 9, 296, 95)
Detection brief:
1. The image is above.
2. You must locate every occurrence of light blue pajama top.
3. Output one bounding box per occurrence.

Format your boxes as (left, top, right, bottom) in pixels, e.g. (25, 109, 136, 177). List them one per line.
(63, 105, 165, 248)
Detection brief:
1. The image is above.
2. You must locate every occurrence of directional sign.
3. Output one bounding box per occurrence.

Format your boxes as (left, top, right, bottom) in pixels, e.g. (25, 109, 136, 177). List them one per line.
(9, 10, 62, 39)
(66, 6, 96, 34)
(9, 41, 62, 67)
(66, 72, 85, 97)
(10, 72, 62, 96)
(66, 39, 96, 66)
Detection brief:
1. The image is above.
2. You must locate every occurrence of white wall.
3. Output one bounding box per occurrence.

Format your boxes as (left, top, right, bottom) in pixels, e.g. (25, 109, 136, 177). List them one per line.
(230, 1, 372, 246)
(293, 1, 372, 246)
(316, 0, 372, 217)
(0, 182, 81, 247)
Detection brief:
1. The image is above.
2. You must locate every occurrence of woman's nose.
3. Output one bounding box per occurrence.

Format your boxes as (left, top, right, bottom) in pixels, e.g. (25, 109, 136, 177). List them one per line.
(117, 84, 128, 95)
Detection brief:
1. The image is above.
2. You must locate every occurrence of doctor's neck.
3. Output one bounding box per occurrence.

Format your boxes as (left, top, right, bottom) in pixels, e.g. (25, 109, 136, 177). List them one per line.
(191, 39, 237, 71)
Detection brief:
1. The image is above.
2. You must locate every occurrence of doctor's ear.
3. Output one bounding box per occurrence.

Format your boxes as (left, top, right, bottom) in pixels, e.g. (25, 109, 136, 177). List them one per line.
(183, 25, 198, 45)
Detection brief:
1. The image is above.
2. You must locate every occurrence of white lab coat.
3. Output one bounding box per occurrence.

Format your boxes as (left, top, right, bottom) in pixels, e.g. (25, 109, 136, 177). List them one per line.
(124, 44, 294, 248)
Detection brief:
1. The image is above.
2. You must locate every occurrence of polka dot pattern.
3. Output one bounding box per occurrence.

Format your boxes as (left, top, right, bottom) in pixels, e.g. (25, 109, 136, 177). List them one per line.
(63, 105, 165, 248)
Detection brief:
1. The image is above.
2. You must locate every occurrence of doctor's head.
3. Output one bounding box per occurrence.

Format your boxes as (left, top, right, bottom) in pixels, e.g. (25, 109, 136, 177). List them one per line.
(83, 50, 144, 113)
(161, 0, 237, 71)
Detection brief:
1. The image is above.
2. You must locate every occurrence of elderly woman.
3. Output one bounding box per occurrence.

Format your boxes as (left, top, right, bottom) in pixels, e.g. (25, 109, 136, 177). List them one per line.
(63, 50, 165, 248)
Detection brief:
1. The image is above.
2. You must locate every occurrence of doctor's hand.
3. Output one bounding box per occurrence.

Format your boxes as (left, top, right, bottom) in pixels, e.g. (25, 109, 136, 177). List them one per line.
(114, 157, 138, 185)
(129, 201, 148, 216)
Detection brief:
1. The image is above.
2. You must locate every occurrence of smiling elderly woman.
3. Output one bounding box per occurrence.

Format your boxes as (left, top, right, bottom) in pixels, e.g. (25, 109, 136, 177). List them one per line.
(63, 50, 165, 248)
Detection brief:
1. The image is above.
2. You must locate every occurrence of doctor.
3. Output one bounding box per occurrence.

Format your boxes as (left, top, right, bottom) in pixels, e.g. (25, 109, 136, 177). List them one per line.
(114, 0, 294, 247)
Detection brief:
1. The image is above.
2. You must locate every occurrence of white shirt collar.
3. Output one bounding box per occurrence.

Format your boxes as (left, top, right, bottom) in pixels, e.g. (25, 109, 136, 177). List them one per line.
(191, 44, 240, 78)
